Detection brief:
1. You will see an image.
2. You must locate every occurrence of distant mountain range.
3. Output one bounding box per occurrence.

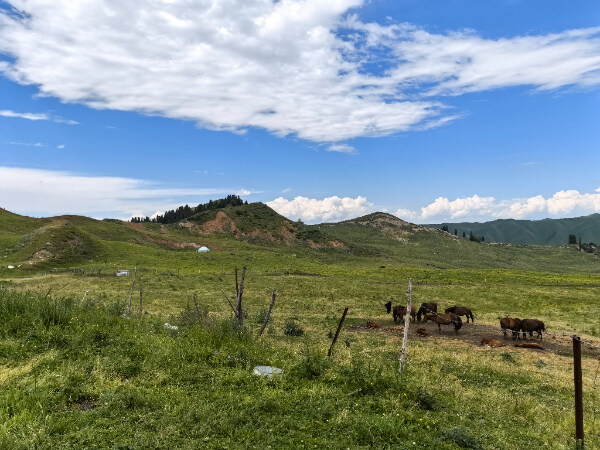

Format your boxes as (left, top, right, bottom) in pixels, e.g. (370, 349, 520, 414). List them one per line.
(426, 214, 600, 245)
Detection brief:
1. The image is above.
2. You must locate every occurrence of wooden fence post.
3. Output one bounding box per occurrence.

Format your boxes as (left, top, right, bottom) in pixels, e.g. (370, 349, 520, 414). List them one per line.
(193, 294, 200, 316)
(573, 335, 584, 448)
(259, 290, 278, 336)
(128, 264, 138, 315)
(399, 278, 412, 380)
(236, 266, 247, 325)
(328, 307, 349, 358)
(139, 284, 143, 316)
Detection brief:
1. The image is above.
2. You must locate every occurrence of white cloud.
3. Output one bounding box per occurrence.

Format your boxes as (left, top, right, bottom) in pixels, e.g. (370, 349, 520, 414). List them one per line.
(6, 141, 45, 147)
(327, 143, 356, 154)
(0, 109, 48, 121)
(0, 2, 598, 143)
(396, 189, 600, 222)
(0, 109, 78, 124)
(0, 166, 253, 219)
(267, 195, 373, 223)
(420, 195, 496, 220)
(56, 144, 65, 149)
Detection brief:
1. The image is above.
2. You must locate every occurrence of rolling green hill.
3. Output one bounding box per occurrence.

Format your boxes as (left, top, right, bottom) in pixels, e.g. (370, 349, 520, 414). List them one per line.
(427, 213, 600, 245)
(2, 205, 600, 274)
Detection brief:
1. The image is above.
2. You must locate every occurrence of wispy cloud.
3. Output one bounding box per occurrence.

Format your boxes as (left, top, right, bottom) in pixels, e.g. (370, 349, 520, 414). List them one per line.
(0, 2, 598, 143)
(0, 166, 254, 219)
(0, 109, 78, 124)
(395, 188, 600, 222)
(0, 110, 48, 121)
(327, 143, 356, 154)
(268, 195, 373, 223)
(56, 144, 65, 149)
(6, 141, 45, 147)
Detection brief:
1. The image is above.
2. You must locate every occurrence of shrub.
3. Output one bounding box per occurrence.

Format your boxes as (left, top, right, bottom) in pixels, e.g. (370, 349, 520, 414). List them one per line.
(439, 427, 482, 449)
(284, 319, 304, 336)
(292, 345, 331, 379)
(416, 388, 438, 411)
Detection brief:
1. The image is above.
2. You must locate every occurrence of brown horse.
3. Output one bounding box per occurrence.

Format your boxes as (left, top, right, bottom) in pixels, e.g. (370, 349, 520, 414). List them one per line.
(500, 317, 522, 340)
(521, 319, 545, 340)
(422, 313, 462, 334)
(445, 306, 474, 323)
(416, 302, 438, 322)
(384, 301, 416, 323)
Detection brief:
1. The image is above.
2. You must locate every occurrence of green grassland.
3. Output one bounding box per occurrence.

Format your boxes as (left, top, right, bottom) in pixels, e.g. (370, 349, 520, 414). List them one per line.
(1, 205, 600, 448)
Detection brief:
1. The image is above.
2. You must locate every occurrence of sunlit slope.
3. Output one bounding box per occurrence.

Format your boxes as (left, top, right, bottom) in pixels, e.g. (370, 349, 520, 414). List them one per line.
(1, 206, 600, 274)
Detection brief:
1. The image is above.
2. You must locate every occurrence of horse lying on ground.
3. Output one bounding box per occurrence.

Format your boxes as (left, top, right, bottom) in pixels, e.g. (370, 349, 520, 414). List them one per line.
(500, 317, 522, 340)
(416, 302, 438, 322)
(445, 306, 474, 323)
(422, 313, 462, 334)
(521, 319, 545, 340)
(385, 301, 416, 323)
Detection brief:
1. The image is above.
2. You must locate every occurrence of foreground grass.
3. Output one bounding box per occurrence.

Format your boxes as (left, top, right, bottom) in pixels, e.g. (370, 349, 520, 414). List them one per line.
(1, 289, 598, 449)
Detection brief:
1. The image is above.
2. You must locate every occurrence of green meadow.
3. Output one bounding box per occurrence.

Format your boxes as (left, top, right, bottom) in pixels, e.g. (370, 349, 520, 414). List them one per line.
(1, 206, 600, 448)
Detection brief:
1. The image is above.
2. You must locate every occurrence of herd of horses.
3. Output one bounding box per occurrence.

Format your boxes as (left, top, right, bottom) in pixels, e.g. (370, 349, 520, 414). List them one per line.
(384, 301, 546, 340)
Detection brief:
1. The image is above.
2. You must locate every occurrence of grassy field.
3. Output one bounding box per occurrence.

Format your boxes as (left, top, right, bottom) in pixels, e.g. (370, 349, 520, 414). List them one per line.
(1, 207, 600, 448)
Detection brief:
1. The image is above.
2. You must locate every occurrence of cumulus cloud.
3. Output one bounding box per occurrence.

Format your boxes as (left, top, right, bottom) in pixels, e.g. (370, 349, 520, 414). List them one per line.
(0, 1, 599, 143)
(0, 109, 78, 124)
(267, 195, 373, 223)
(0, 166, 253, 219)
(395, 189, 600, 222)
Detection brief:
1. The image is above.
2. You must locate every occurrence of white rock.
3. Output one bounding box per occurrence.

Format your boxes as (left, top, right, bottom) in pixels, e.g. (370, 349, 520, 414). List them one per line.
(253, 366, 283, 377)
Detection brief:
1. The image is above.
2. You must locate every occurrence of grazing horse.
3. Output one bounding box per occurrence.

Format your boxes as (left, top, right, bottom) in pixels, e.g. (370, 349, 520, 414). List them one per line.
(521, 319, 545, 340)
(384, 301, 416, 323)
(416, 302, 438, 322)
(445, 306, 474, 323)
(500, 318, 522, 340)
(422, 313, 462, 334)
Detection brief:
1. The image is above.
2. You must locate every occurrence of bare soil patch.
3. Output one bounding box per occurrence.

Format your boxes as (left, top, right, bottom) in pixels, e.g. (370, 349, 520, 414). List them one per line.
(349, 319, 600, 357)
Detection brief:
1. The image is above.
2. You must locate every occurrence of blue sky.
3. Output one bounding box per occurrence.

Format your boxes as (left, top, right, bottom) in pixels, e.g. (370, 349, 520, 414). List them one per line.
(0, 0, 599, 223)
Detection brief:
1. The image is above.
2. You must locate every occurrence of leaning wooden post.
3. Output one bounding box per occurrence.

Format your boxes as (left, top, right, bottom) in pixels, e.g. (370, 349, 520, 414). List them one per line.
(236, 266, 247, 325)
(127, 264, 138, 315)
(328, 307, 349, 358)
(139, 284, 143, 316)
(235, 267, 239, 297)
(573, 335, 584, 447)
(399, 279, 412, 380)
(259, 290, 278, 336)
(193, 294, 201, 316)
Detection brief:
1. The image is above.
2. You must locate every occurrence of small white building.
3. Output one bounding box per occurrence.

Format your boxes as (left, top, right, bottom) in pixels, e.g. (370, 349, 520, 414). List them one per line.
(197, 246, 210, 253)
(116, 270, 130, 277)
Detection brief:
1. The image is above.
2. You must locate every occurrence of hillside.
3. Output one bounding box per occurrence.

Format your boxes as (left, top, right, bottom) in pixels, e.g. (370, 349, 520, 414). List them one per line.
(427, 213, 600, 245)
(2, 204, 600, 274)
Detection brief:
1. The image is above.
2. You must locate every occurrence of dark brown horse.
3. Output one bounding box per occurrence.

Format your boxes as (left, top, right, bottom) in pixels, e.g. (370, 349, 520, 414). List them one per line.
(416, 302, 438, 322)
(521, 319, 545, 340)
(422, 313, 462, 334)
(500, 317, 522, 340)
(445, 306, 474, 323)
(385, 301, 416, 323)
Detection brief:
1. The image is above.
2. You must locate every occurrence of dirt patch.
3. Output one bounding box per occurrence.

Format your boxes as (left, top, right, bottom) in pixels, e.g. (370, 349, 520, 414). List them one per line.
(139, 233, 203, 250)
(349, 319, 600, 357)
(201, 211, 239, 235)
(307, 239, 347, 249)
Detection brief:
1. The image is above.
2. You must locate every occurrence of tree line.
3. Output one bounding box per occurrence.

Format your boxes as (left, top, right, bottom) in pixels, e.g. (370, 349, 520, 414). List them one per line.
(568, 234, 598, 254)
(440, 225, 484, 243)
(131, 195, 246, 224)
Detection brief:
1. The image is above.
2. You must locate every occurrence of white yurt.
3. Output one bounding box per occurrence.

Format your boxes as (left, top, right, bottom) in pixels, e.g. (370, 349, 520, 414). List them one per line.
(197, 246, 210, 253)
